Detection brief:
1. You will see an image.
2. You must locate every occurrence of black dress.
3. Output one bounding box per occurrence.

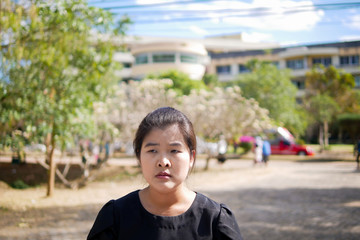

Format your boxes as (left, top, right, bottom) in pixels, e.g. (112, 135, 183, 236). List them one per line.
(87, 190, 243, 240)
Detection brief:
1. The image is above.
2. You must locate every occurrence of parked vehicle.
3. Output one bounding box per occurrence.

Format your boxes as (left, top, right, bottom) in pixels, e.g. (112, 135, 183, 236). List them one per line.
(267, 127, 315, 156)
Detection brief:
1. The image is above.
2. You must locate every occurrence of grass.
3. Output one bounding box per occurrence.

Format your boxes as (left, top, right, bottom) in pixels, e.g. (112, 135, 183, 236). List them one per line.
(0, 206, 9, 212)
(10, 180, 31, 189)
(308, 144, 354, 152)
(94, 165, 141, 182)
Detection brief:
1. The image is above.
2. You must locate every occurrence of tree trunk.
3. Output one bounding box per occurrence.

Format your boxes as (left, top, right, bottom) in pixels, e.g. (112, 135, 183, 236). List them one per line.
(204, 156, 210, 170)
(319, 124, 324, 152)
(324, 120, 329, 148)
(46, 130, 56, 197)
(338, 126, 343, 144)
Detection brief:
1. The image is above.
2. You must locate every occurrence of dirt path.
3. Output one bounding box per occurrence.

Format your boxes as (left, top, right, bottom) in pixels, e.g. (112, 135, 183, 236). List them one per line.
(0, 158, 359, 240)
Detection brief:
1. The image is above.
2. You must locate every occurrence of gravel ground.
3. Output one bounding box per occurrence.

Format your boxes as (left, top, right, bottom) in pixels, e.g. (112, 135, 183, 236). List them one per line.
(0, 157, 359, 240)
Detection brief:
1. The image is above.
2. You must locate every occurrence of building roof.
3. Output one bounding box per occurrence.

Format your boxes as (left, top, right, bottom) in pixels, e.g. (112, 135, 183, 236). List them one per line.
(209, 40, 360, 59)
(121, 34, 279, 53)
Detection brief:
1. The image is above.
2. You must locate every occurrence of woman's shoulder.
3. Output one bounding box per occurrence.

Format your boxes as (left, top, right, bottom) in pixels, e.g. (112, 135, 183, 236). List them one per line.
(194, 193, 243, 239)
(87, 190, 140, 240)
(195, 193, 235, 215)
(194, 192, 224, 215)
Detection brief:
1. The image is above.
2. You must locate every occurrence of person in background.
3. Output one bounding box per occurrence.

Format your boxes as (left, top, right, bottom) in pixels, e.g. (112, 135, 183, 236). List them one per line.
(232, 137, 238, 154)
(217, 135, 228, 163)
(254, 136, 263, 165)
(262, 139, 271, 166)
(354, 138, 360, 170)
(87, 107, 243, 240)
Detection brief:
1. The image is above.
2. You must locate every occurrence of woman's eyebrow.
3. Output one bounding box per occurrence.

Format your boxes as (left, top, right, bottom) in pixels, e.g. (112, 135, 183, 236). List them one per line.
(143, 142, 159, 148)
(169, 142, 183, 147)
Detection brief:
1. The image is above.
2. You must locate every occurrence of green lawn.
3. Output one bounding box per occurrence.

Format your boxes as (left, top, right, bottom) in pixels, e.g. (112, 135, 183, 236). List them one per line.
(308, 144, 355, 153)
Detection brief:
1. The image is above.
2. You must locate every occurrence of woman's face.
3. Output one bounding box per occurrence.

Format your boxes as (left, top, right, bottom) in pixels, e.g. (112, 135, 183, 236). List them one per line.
(140, 124, 195, 194)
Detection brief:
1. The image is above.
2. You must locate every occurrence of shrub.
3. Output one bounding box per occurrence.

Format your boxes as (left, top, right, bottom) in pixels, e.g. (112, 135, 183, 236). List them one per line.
(10, 180, 30, 189)
(239, 142, 253, 154)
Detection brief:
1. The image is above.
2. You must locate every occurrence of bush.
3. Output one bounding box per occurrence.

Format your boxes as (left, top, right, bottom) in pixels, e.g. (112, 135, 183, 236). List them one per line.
(10, 180, 30, 189)
(239, 142, 253, 154)
(296, 139, 305, 145)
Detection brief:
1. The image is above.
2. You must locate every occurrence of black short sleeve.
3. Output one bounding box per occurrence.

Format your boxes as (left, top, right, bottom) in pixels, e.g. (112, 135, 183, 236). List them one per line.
(217, 204, 243, 240)
(87, 191, 243, 240)
(87, 200, 116, 240)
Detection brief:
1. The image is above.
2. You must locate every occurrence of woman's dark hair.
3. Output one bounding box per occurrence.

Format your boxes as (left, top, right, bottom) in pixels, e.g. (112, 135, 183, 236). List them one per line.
(133, 107, 196, 161)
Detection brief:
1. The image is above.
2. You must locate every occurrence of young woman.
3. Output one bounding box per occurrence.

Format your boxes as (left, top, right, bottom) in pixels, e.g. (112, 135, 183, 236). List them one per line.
(87, 107, 243, 240)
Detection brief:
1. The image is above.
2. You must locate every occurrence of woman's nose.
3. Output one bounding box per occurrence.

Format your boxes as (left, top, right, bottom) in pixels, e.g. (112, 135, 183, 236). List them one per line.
(158, 156, 171, 167)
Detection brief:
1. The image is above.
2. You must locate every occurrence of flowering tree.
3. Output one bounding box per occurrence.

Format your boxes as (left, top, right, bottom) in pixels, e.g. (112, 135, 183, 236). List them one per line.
(95, 80, 273, 150)
(96, 79, 178, 145)
(180, 86, 273, 140)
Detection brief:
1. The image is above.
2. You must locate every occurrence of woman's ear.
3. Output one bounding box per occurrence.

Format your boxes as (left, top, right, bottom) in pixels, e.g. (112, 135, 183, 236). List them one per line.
(189, 150, 196, 168)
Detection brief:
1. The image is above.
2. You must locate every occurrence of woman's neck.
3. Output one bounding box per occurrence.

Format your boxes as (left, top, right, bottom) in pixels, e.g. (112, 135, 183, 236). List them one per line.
(139, 186, 196, 216)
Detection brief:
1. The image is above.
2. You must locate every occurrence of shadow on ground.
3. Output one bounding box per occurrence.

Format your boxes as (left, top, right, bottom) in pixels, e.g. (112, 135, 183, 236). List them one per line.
(1, 187, 359, 240)
(205, 187, 360, 240)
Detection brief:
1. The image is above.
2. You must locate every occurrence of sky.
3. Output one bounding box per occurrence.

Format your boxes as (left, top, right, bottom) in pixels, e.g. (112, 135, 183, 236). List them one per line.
(88, 0, 360, 47)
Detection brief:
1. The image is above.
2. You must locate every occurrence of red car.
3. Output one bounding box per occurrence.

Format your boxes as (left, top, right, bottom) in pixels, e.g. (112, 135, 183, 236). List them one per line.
(270, 139, 314, 156)
(267, 127, 315, 156)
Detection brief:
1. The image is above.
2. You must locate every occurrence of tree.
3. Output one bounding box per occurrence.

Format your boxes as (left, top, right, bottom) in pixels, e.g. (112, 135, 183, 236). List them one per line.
(306, 94, 340, 149)
(148, 70, 206, 95)
(180, 86, 273, 140)
(100, 79, 179, 144)
(202, 73, 219, 89)
(0, 0, 129, 196)
(100, 80, 273, 146)
(305, 64, 356, 148)
(235, 59, 307, 137)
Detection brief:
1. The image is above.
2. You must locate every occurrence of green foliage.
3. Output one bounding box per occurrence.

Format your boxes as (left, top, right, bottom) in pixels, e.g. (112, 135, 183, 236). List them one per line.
(202, 73, 219, 89)
(296, 139, 305, 145)
(307, 94, 340, 123)
(305, 64, 356, 113)
(0, 0, 125, 148)
(304, 64, 356, 147)
(10, 180, 30, 189)
(0, 0, 131, 195)
(304, 65, 357, 123)
(239, 142, 252, 154)
(235, 59, 307, 137)
(306, 65, 355, 96)
(148, 70, 206, 95)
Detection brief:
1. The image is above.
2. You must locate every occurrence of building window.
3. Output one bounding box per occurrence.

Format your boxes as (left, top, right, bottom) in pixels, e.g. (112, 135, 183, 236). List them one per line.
(180, 54, 198, 63)
(286, 59, 304, 69)
(135, 54, 148, 65)
(153, 53, 175, 63)
(355, 75, 360, 88)
(216, 65, 231, 74)
(239, 64, 250, 73)
(291, 80, 305, 89)
(122, 62, 132, 68)
(272, 61, 279, 68)
(340, 55, 359, 66)
(312, 57, 332, 67)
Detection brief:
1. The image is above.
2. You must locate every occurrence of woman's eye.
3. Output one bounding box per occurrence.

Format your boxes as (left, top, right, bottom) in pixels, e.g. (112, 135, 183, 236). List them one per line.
(171, 149, 180, 153)
(148, 149, 157, 153)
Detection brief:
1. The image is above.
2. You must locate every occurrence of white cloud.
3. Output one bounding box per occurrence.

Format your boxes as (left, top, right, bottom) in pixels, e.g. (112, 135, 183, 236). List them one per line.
(345, 14, 360, 30)
(219, 0, 324, 31)
(339, 35, 360, 42)
(241, 32, 274, 42)
(133, 0, 324, 33)
(279, 40, 301, 46)
(188, 26, 209, 36)
(135, 0, 169, 4)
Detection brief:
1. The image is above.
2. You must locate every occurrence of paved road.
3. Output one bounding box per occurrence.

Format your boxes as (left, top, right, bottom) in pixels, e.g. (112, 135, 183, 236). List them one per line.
(0, 158, 359, 240)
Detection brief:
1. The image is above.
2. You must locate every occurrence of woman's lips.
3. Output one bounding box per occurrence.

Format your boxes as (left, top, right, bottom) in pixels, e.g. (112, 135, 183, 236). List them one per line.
(156, 172, 171, 179)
